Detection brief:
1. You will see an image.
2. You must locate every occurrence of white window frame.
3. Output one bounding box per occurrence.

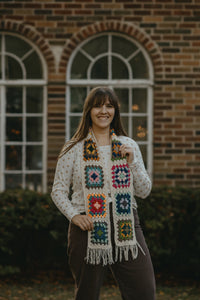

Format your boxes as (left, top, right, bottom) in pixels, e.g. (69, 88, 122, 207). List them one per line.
(66, 32, 154, 178)
(0, 32, 47, 192)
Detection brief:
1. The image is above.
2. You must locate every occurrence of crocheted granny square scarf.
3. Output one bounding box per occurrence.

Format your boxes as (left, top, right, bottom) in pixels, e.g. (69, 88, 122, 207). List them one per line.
(81, 128, 139, 266)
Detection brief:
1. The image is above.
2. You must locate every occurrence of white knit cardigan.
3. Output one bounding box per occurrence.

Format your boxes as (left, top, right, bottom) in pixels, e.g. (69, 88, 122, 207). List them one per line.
(51, 135, 152, 222)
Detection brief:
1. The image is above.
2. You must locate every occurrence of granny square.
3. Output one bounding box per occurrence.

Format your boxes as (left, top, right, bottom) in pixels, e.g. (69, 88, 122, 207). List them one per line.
(112, 164, 130, 188)
(117, 219, 133, 241)
(84, 165, 104, 189)
(88, 193, 106, 217)
(91, 221, 108, 245)
(83, 139, 99, 161)
(115, 192, 131, 215)
(112, 140, 123, 161)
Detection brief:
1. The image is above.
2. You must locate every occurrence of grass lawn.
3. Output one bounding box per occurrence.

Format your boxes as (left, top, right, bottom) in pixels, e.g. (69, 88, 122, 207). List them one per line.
(0, 272, 199, 300)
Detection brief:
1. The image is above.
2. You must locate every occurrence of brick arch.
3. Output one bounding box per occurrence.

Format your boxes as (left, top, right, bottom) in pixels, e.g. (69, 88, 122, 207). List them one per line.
(0, 20, 56, 74)
(60, 21, 163, 77)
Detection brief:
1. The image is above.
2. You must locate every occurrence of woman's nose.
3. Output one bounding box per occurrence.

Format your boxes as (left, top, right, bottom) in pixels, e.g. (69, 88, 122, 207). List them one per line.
(100, 105, 107, 113)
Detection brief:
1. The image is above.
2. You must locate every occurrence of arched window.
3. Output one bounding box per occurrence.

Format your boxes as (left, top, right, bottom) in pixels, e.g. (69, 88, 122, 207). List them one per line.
(0, 33, 47, 192)
(66, 33, 153, 175)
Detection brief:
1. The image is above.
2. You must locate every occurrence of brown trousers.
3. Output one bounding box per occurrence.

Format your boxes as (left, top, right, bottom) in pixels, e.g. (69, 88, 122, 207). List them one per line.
(67, 208, 156, 300)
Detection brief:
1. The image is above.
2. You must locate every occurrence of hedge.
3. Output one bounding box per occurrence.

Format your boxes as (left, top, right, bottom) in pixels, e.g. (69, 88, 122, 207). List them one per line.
(0, 189, 68, 275)
(0, 187, 200, 278)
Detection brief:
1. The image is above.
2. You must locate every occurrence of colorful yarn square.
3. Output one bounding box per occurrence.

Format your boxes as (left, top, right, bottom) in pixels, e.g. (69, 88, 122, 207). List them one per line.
(84, 165, 104, 189)
(83, 139, 99, 161)
(115, 192, 131, 215)
(112, 164, 130, 188)
(88, 194, 106, 217)
(91, 221, 108, 245)
(110, 128, 115, 136)
(117, 219, 133, 241)
(112, 140, 123, 161)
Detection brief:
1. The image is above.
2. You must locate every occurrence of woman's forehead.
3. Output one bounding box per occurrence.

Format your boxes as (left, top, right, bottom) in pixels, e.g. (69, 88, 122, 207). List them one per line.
(93, 95, 112, 104)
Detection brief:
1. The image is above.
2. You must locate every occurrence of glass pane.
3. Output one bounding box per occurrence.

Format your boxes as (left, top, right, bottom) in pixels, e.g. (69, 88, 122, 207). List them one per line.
(6, 146, 22, 170)
(26, 87, 43, 113)
(70, 116, 81, 138)
(112, 56, 129, 79)
(5, 174, 22, 189)
(130, 51, 149, 79)
(5, 34, 31, 58)
(91, 57, 108, 79)
(82, 35, 108, 57)
(132, 89, 147, 113)
(26, 146, 42, 170)
(0, 90, 1, 172)
(26, 174, 42, 192)
(5, 56, 23, 79)
(114, 88, 129, 113)
(0, 55, 2, 79)
(121, 116, 128, 135)
(112, 36, 138, 58)
(139, 144, 147, 168)
(71, 87, 87, 112)
(71, 51, 90, 79)
(0, 86, 1, 113)
(132, 117, 148, 141)
(6, 87, 23, 113)
(26, 117, 42, 141)
(24, 51, 43, 79)
(6, 117, 22, 141)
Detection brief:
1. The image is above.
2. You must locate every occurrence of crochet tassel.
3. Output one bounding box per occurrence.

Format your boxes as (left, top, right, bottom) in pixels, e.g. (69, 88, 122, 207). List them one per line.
(115, 245, 139, 262)
(86, 248, 114, 266)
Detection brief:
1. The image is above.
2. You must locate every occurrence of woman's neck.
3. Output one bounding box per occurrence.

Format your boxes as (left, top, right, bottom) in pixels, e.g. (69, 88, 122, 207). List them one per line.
(92, 127, 111, 146)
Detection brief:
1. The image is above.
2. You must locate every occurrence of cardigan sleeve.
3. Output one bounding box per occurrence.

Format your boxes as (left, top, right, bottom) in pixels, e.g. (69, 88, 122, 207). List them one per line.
(51, 146, 80, 222)
(128, 140, 152, 199)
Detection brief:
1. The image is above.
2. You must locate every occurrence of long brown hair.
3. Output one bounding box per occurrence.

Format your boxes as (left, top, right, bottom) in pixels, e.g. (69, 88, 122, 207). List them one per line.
(59, 86, 127, 158)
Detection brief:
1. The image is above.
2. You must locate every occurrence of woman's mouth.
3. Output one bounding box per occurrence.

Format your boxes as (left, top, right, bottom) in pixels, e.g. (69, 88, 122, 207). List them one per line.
(97, 115, 109, 119)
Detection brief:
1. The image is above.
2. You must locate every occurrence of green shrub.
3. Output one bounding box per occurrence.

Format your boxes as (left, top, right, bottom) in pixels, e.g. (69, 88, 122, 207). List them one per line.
(0, 189, 69, 274)
(0, 187, 200, 278)
(137, 186, 200, 278)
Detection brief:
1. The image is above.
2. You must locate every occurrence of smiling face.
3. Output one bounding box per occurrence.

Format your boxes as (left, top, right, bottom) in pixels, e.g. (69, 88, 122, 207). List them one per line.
(90, 98, 115, 131)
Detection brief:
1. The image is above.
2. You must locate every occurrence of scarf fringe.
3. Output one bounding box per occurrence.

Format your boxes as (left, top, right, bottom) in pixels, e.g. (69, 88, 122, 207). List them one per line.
(86, 247, 114, 266)
(85, 244, 143, 266)
(115, 244, 139, 262)
(137, 241, 146, 256)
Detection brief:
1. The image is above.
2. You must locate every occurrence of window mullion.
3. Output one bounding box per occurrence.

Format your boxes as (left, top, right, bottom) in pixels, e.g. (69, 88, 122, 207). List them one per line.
(22, 86, 26, 189)
(108, 34, 112, 80)
(2, 34, 5, 80)
(66, 85, 70, 140)
(67, 79, 153, 86)
(79, 48, 93, 62)
(127, 49, 140, 62)
(0, 86, 6, 191)
(147, 86, 153, 178)
(21, 48, 34, 62)
(2, 80, 47, 85)
(42, 85, 47, 192)
(129, 88, 132, 138)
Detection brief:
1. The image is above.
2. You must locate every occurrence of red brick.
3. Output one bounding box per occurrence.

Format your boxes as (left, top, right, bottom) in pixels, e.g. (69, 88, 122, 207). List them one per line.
(0, 1, 199, 188)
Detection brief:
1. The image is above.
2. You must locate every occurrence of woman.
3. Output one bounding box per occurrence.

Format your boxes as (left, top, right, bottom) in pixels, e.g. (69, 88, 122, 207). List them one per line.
(51, 87, 156, 300)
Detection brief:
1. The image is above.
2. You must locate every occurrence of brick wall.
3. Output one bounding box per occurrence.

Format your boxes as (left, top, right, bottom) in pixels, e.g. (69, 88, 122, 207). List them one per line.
(1, 0, 200, 189)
